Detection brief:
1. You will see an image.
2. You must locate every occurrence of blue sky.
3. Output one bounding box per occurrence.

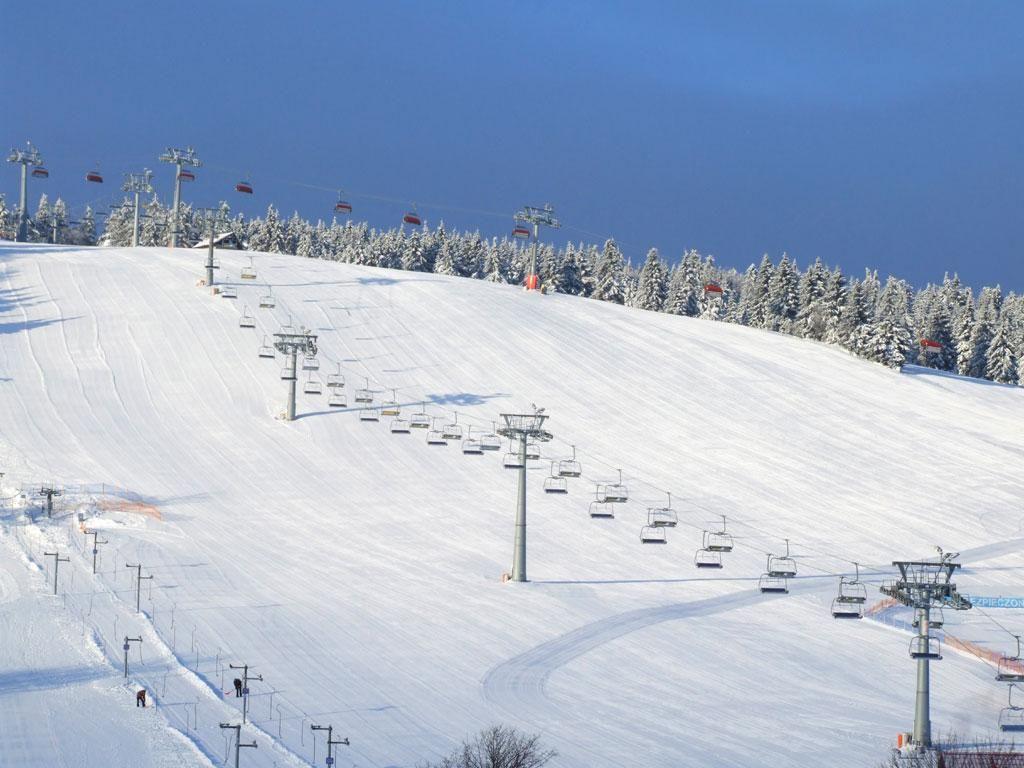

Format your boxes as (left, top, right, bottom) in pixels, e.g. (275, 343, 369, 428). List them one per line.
(3, 1, 1022, 289)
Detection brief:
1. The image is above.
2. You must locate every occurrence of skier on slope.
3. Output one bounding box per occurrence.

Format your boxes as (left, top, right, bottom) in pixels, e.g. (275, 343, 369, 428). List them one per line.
(136, 689, 147, 708)
(233, 677, 243, 697)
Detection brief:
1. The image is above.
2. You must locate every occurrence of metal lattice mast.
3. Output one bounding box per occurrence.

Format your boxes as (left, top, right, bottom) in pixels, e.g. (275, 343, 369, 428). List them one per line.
(6, 142, 44, 242)
(273, 328, 318, 421)
(496, 406, 553, 582)
(311, 723, 350, 766)
(880, 548, 972, 749)
(219, 722, 257, 768)
(122, 169, 154, 248)
(513, 204, 561, 291)
(158, 147, 201, 248)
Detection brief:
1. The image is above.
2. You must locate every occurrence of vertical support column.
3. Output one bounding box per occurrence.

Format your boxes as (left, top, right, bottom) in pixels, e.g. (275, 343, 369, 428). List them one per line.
(286, 349, 297, 421)
(511, 436, 529, 582)
(17, 162, 28, 242)
(170, 164, 182, 248)
(913, 607, 931, 747)
(206, 220, 216, 287)
(529, 222, 540, 288)
(132, 190, 141, 247)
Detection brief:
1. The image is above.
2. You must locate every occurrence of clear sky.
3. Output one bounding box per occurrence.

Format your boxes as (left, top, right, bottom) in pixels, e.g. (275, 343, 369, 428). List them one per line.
(3, 1, 1022, 290)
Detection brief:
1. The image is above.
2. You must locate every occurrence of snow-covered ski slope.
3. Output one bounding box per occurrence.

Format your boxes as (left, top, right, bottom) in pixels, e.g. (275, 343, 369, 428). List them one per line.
(1, 241, 1023, 767)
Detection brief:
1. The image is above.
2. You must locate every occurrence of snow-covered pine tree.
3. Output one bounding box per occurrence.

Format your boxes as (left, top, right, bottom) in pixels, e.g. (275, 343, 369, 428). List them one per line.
(794, 257, 829, 339)
(967, 286, 1002, 378)
(985, 314, 1018, 384)
(860, 277, 913, 369)
(591, 239, 626, 304)
(767, 253, 799, 332)
(634, 248, 667, 311)
(76, 205, 97, 246)
(139, 195, 166, 246)
(917, 289, 955, 370)
(746, 254, 775, 328)
(31, 194, 51, 243)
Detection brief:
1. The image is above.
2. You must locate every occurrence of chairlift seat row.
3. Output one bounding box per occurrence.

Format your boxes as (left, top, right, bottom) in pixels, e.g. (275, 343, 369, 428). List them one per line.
(359, 408, 381, 422)
(391, 419, 411, 434)
(641, 526, 668, 545)
(462, 439, 484, 455)
(327, 393, 347, 408)
(589, 501, 615, 519)
(544, 476, 568, 494)
(695, 549, 723, 568)
(831, 600, 863, 620)
(426, 430, 447, 445)
(758, 574, 788, 594)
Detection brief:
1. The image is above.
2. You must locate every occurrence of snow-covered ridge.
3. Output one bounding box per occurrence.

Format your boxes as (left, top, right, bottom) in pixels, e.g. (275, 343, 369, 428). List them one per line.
(0, 242, 1022, 767)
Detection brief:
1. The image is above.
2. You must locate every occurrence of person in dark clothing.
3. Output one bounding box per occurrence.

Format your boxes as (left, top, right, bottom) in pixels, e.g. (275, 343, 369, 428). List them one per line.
(136, 689, 147, 708)
(233, 678, 243, 697)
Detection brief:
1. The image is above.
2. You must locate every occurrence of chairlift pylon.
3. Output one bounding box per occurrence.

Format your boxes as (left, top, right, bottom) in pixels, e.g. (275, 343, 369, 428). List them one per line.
(557, 444, 582, 478)
(544, 462, 568, 494)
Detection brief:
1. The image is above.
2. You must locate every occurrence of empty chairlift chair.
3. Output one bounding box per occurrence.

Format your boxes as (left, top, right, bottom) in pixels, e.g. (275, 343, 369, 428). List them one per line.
(403, 205, 422, 226)
(359, 406, 381, 422)
(426, 417, 448, 446)
(647, 493, 678, 528)
(831, 562, 867, 619)
(997, 637, 1024, 683)
(240, 256, 257, 280)
(589, 500, 615, 519)
(909, 633, 941, 660)
(259, 288, 275, 309)
(303, 373, 323, 396)
(31, 166, 49, 178)
(258, 335, 275, 359)
(557, 445, 582, 478)
(640, 525, 668, 544)
(409, 403, 431, 430)
(280, 362, 296, 381)
(703, 516, 734, 552)
(503, 440, 525, 469)
(302, 353, 319, 371)
(596, 469, 629, 504)
(86, 167, 103, 183)
(694, 548, 723, 568)
(355, 378, 375, 404)
(543, 462, 568, 494)
(326, 363, 345, 390)
(1001, 686, 1024, 733)
(327, 388, 347, 408)
(381, 389, 400, 417)
(461, 427, 483, 455)
(390, 417, 411, 434)
(766, 539, 797, 578)
(335, 191, 353, 215)
(479, 422, 502, 452)
(525, 441, 541, 461)
(221, 285, 237, 299)
(758, 573, 789, 594)
(442, 413, 464, 441)
(239, 305, 256, 329)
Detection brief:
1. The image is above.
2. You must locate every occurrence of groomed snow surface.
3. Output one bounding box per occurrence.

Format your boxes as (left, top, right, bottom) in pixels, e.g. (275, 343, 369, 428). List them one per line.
(0, 242, 1022, 767)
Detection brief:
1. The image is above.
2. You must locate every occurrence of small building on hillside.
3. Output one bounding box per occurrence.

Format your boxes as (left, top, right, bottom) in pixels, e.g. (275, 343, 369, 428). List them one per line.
(192, 231, 245, 250)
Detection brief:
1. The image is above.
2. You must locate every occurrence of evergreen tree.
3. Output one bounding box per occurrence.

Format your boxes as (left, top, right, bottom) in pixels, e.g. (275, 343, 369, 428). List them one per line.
(591, 239, 626, 304)
(31, 193, 51, 242)
(967, 286, 1002, 378)
(746, 254, 775, 328)
(634, 248, 668, 311)
(767, 253, 799, 332)
(985, 314, 1018, 384)
(861, 277, 913, 369)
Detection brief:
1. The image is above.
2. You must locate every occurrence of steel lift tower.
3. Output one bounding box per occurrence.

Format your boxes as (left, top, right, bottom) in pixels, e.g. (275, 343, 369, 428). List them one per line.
(6, 142, 45, 242)
(881, 549, 972, 750)
(273, 328, 318, 421)
(158, 147, 201, 248)
(497, 407, 553, 582)
(122, 169, 154, 247)
(513, 204, 561, 291)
